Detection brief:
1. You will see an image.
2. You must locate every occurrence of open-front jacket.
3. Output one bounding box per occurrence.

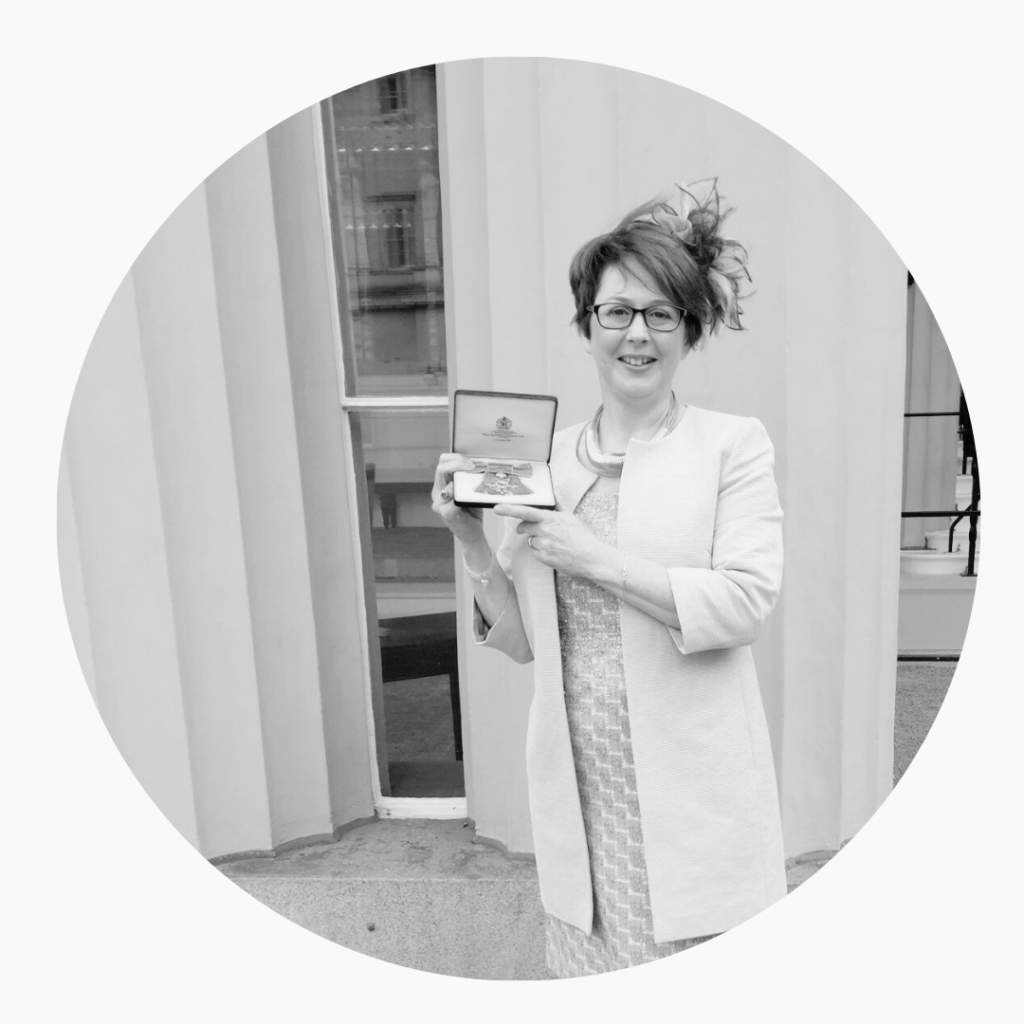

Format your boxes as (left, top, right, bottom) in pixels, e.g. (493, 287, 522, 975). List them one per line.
(474, 405, 787, 942)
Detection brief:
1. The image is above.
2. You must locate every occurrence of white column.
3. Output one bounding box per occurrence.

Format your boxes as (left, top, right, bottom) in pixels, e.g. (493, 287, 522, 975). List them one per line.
(57, 448, 96, 702)
(130, 182, 277, 858)
(59, 270, 203, 849)
(439, 59, 536, 851)
(205, 133, 338, 846)
(266, 109, 378, 829)
(57, 108, 376, 860)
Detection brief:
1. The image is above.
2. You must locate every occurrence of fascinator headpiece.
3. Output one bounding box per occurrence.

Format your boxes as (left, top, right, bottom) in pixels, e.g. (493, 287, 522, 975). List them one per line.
(628, 178, 751, 333)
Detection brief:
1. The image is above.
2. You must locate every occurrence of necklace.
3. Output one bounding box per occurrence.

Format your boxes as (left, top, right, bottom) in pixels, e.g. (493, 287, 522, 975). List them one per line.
(583, 393, 679, 477)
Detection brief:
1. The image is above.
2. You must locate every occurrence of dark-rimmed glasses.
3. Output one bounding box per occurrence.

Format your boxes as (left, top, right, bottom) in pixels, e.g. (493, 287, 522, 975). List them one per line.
(586, 303, 686, 332)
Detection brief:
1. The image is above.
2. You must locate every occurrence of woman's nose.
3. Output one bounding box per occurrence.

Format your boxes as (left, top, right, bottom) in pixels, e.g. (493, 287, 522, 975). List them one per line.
(624, 310, 651, 342)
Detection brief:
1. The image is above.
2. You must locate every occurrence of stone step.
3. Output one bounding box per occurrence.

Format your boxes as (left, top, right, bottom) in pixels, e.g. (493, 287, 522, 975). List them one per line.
(219, 818, 547, 980)
(900, 548, 981, 575)
(956, 442, 973, 474)
(218, 817, 831, 978)
(955, 474, 975, 508)
(925, 528, 980, 553)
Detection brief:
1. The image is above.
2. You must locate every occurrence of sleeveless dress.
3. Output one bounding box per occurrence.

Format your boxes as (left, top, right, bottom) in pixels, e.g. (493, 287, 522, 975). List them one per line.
(544, 490, 714, 978)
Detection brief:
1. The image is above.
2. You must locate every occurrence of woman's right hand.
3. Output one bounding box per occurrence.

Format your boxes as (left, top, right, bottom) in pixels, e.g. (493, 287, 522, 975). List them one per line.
(431, 453, 485, 546)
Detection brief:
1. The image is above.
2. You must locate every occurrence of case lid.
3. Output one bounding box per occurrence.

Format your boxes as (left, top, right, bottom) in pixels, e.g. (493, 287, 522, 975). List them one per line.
(452, 390, 558, 462)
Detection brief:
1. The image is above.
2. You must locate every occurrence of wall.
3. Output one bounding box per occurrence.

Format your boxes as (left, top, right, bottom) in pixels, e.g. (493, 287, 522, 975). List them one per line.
(439, 58, 907, 858)
(57, 109, 376, 860)
(57, 60, 908, 865)
(902, 281, 961, 547)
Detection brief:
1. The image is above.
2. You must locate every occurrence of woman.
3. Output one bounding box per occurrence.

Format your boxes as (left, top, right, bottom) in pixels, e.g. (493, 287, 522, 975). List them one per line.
(432, 181, 786, 978)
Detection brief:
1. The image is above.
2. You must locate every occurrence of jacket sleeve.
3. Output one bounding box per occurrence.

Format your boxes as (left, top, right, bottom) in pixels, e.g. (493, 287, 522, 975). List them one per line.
(666, 417, 783, 654)
(471, 516, 534, 664)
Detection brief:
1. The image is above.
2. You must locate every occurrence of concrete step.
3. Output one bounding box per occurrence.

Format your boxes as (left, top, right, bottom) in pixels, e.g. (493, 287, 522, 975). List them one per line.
(219, 818, 547, 980)
(925, 528, 980, 553)
(900, 548, 980, 575)
(955, 474, 975, 508)
(898, 571, 977, 656)
(218, 817, 829, 978)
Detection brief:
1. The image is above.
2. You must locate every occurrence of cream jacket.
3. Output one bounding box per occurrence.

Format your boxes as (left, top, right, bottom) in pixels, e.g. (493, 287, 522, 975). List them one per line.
(474, 406, 787, 942)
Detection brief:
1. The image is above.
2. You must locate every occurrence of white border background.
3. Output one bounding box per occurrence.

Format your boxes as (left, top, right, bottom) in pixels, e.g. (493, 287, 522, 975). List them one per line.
(5, 0, 1021, 1017)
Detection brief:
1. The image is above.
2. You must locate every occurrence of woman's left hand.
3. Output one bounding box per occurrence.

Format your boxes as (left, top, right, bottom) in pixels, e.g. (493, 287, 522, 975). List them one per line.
(493, 504, 607, 577)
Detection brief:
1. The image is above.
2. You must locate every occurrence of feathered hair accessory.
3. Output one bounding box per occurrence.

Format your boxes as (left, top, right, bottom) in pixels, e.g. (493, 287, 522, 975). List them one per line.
(627, 178, 751, 333)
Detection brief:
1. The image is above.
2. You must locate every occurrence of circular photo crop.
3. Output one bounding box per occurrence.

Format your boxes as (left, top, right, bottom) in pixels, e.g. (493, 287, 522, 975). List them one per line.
(57, 57, 978, 980)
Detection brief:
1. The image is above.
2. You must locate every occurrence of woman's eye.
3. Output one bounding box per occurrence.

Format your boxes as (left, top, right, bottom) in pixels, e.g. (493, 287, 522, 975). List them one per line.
(647, 307, 672, 323)
(605, 305, 631, 318)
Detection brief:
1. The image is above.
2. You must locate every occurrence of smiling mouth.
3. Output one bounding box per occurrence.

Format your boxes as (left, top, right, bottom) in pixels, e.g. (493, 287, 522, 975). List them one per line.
(619, 355, 656, 366)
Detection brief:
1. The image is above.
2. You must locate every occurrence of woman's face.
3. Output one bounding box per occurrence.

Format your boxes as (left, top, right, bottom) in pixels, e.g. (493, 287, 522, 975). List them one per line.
(579, 261, 690, 407)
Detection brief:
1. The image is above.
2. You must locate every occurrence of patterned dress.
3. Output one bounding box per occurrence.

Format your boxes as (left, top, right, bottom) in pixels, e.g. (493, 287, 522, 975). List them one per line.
(544, 490, 714, 978)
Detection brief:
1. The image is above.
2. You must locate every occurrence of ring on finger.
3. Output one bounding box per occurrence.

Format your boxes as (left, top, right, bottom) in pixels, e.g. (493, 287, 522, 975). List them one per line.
(527, 536, 535, 549)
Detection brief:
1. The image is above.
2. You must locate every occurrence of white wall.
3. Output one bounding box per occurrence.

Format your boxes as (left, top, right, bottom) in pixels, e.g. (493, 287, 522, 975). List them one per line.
(57, 109, 376, 860)
(440, 58, 907, 858)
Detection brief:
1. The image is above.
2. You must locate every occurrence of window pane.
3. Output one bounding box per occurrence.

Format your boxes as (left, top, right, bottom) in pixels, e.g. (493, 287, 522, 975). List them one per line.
(353, 408, 462, 798)
(325, 67, 446, 396)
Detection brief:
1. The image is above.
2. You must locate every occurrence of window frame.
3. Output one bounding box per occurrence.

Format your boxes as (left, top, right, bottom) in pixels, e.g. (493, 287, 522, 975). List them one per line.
(376, 72, 410, 116)
(314, 97, 465, 821)
(365, 192, 418, 271)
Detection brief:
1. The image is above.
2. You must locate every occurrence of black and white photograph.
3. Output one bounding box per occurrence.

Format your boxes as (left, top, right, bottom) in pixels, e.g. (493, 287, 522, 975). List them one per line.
(7, 4, 1021, 1016)
(54, 56, 981, 980)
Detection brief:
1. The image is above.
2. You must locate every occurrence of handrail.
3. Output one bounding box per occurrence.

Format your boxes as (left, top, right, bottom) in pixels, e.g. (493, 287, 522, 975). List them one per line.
(901, 509, 981, 518)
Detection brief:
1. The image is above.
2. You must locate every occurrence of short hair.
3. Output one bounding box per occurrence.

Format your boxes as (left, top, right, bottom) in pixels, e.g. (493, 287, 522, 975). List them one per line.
(569, 181, 751, 349)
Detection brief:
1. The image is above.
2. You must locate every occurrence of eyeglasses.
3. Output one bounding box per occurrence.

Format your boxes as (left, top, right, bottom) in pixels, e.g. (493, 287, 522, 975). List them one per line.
(586, 303, 686, 332)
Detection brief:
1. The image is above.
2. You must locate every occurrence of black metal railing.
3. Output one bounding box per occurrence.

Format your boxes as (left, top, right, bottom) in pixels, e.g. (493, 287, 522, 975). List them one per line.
(901, 391, 979, 577)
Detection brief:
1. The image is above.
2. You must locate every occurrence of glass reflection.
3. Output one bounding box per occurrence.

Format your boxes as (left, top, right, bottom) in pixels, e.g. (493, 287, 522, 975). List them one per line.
(325, 66, 446, 396)
(354, 408, 462, 797)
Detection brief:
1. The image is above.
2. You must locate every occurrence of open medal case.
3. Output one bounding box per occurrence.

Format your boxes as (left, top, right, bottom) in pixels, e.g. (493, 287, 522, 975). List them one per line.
(451, 390, 559, 510)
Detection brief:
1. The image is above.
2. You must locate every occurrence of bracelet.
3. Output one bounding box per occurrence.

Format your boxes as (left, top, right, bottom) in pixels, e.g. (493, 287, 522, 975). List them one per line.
(621, 553, 629, 596)
(464, 550, 498, 588)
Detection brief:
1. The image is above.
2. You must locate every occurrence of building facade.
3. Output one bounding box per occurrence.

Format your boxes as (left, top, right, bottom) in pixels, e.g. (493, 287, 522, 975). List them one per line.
(58, 58, 911, 865)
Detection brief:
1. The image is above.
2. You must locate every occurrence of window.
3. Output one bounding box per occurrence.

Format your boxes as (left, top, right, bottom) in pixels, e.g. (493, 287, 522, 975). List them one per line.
(324, 66, 444, 396)
(321, 67, 461, 815)
(377, 73, 409, 115)
(370, 194, 417, 270)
